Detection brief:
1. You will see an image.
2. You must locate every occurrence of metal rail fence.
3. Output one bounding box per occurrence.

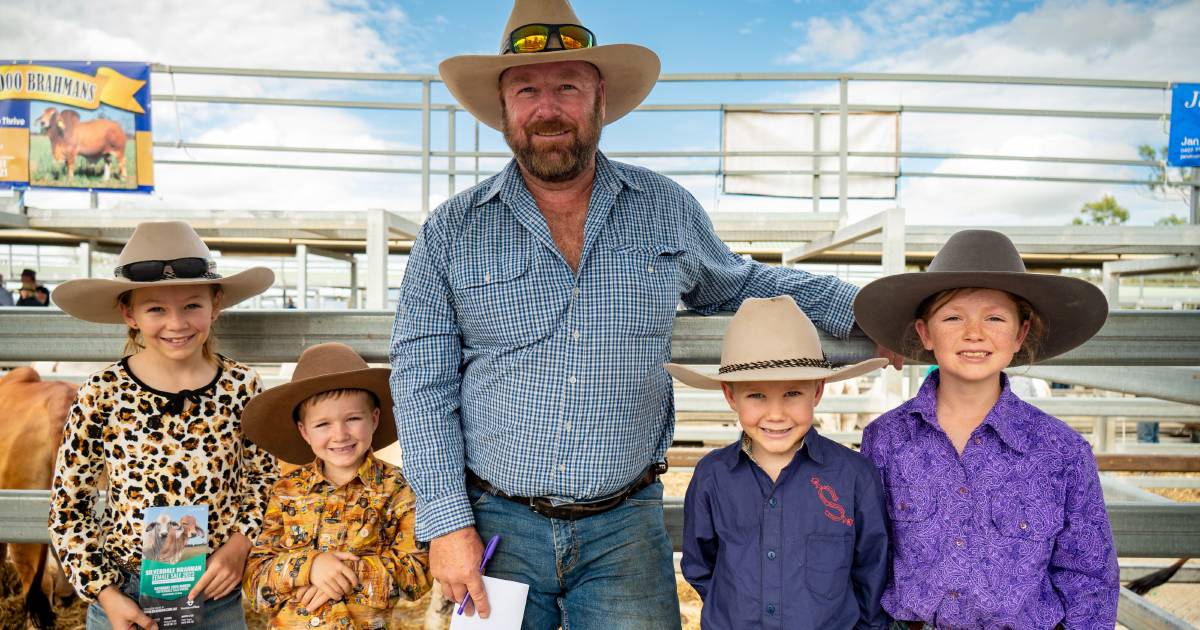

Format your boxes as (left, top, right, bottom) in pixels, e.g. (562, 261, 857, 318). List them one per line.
(7, 66, 1197, 222)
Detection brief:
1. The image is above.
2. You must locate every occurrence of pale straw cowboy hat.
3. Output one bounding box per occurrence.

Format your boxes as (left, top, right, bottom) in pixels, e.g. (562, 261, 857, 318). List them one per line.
(666, 296, 888, 390)
(853, 229, 1108, 365)
(242, 343, 396, 465)
(438, 0, 660, 131)
(52, 221, 274, 324)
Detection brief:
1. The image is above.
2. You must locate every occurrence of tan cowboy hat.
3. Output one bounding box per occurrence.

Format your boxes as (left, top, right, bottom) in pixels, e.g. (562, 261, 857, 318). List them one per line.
(666, 296, 887, 390)
(242, 343, 396, 465)
(438, 0, 660, 131)
(853, 229, 1108, 365)
(52, 221, 274, 324)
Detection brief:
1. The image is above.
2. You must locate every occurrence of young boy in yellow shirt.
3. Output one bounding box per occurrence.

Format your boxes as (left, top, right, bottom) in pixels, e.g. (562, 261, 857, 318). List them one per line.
(241, 343, 431, 629)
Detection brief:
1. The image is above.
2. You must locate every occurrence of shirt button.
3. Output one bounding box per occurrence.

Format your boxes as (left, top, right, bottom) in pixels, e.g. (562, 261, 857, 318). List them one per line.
(572, 331, 581, 340)
(954, 538, 964, 548)
(568, 376, 577, 384)
(898, 502, 907, 511)
(564, 421, 572, 432)
(768, 497, 777, 508)
(1019, 521, 1029, 530)
(573, 287, 581, 297)
(949, 590, 960, 599)
(646, 265, 654, 273)
(310, 617, 321, 627)
(484, 273, 491, 283)
(958, 486, 968, 495)
(973, 436, 982, 445)
(559, 464, 565, 472)
(766, 604, 776, 616)
(767, 550, 776, 560)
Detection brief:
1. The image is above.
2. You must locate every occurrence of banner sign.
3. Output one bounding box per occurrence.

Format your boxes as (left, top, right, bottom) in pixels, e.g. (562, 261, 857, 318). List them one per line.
(0, 60, 153, 191)
(1168, 83, 1200, 167)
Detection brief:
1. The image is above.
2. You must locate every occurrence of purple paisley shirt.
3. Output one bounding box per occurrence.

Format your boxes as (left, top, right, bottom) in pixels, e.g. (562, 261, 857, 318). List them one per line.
(859, 371, 1118, 629)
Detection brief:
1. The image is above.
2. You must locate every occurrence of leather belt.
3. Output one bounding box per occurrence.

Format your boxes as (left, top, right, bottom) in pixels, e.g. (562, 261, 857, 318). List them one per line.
(466, 462, 667, 521)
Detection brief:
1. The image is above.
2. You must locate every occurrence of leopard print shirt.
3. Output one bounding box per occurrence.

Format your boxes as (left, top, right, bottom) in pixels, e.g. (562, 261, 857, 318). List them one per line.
(49, 355, 279, 601)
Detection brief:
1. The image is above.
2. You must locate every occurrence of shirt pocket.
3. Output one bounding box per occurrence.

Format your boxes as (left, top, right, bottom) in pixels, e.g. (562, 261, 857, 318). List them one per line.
(345, 494, 386, 554)
(278, 496, 322, 550)
(886, 482, 938, 523)
(448, 242, 551, 346)
(805, 532, 852, 601)
(988, 488, 1063, 542)
(601, 237, 683, 338)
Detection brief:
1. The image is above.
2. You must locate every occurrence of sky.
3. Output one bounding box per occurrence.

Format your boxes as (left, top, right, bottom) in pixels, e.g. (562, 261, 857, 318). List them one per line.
(3, 0, 1199, 226)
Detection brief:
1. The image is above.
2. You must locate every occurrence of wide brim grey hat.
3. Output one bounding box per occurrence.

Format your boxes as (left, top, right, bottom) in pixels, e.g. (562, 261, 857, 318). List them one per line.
(853, 229, 1108, 365)
(242, 343, 396, 465)
(438, 0, 660, 131)
(52, 221, 274, 324)
(666, 295, 888, 390)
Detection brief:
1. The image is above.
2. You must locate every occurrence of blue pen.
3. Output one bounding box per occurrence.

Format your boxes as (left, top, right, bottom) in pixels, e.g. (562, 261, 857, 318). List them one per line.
(457, 535, 501, 615)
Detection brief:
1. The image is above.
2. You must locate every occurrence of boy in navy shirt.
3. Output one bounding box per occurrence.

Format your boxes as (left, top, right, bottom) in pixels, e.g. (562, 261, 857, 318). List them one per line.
(668, 296, 891, 630)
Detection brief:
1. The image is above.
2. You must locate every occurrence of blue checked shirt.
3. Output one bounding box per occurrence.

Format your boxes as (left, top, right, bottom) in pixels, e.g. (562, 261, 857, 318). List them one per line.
(390, 153, 860, 541)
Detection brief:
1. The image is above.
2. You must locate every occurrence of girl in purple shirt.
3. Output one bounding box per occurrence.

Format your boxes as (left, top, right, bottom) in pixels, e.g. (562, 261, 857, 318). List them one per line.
(854, 230, 1119, 629)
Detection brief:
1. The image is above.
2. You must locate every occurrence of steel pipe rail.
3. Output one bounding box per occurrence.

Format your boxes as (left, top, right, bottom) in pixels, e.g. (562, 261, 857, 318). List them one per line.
(0, 310, 1197, 365)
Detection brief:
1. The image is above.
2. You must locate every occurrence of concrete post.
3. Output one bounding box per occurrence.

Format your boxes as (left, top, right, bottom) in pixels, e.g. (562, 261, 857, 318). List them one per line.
(78, 241, 93, 279)
(296, 244, 308, 309)
(349, 258, 359, 310)
(366, 209, 388, 310)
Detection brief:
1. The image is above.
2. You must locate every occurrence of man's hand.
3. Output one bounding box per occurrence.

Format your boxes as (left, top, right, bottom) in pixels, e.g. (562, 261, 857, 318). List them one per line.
(429, 526, 490, 618)
(876, 344, 904, 370)
(309, 551, 361, 599)
(98, 584, 157, 630)
(189, 532, 252, 602)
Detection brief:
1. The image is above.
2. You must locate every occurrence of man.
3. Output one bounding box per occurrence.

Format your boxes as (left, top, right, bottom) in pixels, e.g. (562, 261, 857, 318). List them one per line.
(0, 274, 13, 306)
(390, 1, 898, 627)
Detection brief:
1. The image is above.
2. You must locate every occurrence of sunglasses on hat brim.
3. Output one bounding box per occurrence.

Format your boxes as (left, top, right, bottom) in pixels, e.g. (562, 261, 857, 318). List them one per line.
(505, 23, 596, 54)
(114, 257, 217, 282)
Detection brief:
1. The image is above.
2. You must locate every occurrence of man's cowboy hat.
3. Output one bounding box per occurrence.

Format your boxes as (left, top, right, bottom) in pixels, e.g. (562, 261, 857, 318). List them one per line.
(666, 296, 888, 390)
(242, 343, 396, 465)
(853, 229, 1108, 365)
(438, 0, 660, 131)
(52, 221, 274, 324)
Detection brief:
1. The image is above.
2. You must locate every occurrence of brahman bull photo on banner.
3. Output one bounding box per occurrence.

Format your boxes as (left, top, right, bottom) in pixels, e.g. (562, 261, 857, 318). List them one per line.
(0, 60, 153, 192)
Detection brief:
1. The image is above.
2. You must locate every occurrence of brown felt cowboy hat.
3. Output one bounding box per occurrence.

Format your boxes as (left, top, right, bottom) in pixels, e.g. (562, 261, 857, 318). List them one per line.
(666, 296, 888, 390)
(853, 229, 1108, 365)
(242, 343, 396, 465)
(438, 0, 660, 131)
(52, 221, 274, 324)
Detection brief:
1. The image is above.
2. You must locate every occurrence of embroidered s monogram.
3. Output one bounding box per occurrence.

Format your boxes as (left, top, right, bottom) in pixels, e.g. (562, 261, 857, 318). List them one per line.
(811, 476, 854, 527)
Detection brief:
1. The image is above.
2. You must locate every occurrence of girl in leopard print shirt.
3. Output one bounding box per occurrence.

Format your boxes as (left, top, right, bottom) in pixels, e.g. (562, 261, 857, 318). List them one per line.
(49, 221, 280, 630)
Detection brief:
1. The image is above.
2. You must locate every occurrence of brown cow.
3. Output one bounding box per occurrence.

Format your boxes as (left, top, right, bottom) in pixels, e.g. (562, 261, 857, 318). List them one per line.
(0, 368, 78, 629)
(34, 107, 128, 182)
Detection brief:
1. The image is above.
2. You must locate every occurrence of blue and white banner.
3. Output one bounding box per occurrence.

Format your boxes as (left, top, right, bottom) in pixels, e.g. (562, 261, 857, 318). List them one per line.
(1168, 82, 1200, 167)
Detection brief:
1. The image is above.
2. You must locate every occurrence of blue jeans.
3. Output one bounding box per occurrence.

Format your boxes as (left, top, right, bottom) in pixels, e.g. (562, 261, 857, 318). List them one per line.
(86, 569, 246, 630)
(468, 479, 681, 630)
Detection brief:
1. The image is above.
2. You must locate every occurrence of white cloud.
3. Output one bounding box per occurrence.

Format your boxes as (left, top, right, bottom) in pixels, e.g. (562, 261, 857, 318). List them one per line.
(784, 17, 867, 64)
(769, 0, 1198, 226)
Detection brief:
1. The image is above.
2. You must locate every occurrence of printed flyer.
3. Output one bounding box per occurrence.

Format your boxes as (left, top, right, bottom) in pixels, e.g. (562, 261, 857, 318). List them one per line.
(0, 60, 153, 191)
(140, 505, 207, 628)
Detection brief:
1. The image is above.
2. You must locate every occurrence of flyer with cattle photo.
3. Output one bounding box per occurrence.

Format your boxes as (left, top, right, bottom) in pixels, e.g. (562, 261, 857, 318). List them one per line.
(0, 60, 153, 192)
(140, 505, 207, 628)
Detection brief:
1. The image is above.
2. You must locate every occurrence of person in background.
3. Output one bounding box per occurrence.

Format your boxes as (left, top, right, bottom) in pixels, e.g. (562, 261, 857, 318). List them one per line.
(0, 273, 13, 306)
(35, 285, 51, 306)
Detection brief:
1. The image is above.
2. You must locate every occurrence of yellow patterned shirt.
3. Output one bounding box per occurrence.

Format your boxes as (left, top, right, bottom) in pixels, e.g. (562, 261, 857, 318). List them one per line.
(243, 452, 431, 630)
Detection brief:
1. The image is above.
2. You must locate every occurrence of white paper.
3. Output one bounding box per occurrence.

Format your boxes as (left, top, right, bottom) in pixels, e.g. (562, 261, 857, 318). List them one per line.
(448, 576, 529, 630)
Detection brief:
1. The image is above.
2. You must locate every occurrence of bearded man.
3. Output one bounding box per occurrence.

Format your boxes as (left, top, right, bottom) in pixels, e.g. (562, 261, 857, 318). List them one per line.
(389, 1, 897, 628)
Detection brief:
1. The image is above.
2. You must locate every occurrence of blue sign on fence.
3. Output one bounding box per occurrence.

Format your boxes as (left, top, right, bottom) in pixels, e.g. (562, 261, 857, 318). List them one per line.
(1168, 82, 1200, 167)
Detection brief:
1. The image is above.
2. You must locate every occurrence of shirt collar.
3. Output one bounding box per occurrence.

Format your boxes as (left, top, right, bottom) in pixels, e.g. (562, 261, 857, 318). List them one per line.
(304, 451, 385, 491)
(909, 370, 1031, 454)
(724, 427, 824, 469)
(474, 151, 640, 208)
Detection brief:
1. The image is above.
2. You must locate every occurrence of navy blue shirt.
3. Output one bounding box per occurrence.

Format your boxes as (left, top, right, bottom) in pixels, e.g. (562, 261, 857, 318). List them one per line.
(682, 429, 890, 630)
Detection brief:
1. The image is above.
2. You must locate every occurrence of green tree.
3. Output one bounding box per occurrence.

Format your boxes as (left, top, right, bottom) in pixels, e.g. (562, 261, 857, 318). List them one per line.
(1156, 214, 1185, 225)
(1139, 144, 1196, 206)
(1072, 194, 1128, 225)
